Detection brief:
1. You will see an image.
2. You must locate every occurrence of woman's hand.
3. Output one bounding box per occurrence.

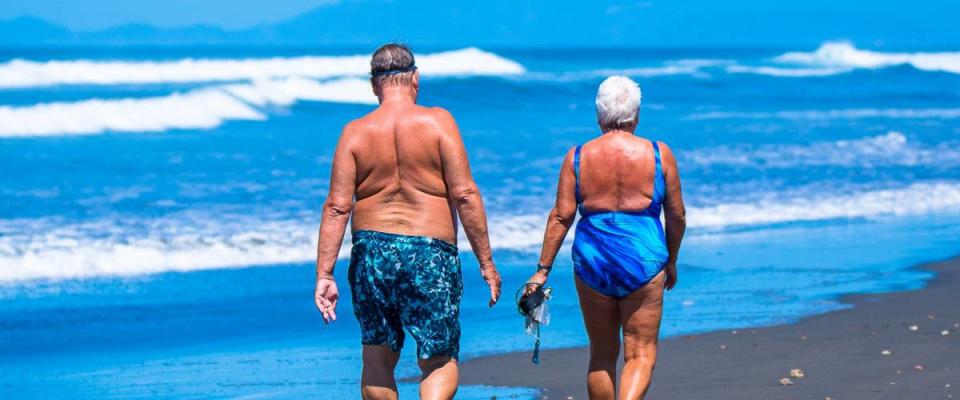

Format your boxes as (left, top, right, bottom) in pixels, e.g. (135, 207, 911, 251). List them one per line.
(664, 263, 678, 291)
(315, 278, 339, 323)
(524, 269, 549, 296)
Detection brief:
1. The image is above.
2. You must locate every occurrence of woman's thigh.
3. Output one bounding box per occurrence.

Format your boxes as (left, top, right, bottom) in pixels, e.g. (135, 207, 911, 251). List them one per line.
(575, 275, 621, 357)
(619, 271, 665, 360)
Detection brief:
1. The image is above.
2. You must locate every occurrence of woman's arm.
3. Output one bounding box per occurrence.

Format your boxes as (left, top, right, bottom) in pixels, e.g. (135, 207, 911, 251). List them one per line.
(528, 147, 578, 287)
(658, 141, 686, 290)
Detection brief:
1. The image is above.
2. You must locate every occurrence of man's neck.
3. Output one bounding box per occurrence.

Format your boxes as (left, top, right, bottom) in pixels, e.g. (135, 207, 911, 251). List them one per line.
(378, 86, 417, 106)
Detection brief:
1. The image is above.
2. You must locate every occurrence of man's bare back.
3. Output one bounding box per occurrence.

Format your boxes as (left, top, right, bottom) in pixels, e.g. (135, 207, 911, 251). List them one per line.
(341, 103, 460, 243)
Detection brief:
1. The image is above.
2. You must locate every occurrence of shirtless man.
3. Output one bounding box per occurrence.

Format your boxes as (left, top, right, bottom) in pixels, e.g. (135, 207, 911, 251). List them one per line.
(313, 43, 502, 400)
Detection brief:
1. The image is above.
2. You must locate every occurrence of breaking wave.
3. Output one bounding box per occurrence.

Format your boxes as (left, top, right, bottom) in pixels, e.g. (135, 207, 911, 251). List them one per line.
(688, 108, 960, 121)
(774, 41, 960, 74)
(0, 47, 526, 89)
(0, 77, 374, 137)
(5, 181, 960, 282)
(683, 132, 960, 169)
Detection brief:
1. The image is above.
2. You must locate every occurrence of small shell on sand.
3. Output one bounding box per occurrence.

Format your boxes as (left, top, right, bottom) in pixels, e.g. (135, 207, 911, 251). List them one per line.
(954, 323, 959, 328)
(720, 344, 726, 350)
(789, 369, 805, 378)
(881, 350, 892, 356)
(779, 378, 794, 386)
(942, 330, 950, 336)
(915, 365, 924, 371)
(909, 325, 919, 331)
(928, 314, 936, 319)
(800, 335, 807, 341)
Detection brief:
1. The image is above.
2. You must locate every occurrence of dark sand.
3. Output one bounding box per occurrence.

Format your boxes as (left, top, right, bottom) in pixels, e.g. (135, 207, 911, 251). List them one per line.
(460, 257, 959, 399)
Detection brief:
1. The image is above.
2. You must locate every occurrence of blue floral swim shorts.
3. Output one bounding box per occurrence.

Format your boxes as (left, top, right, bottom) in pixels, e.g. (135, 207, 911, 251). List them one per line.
(347, 230, 463, 359)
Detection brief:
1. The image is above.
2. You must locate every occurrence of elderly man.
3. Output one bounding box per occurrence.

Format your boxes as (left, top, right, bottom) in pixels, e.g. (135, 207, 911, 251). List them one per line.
(313, 43, 502, 400)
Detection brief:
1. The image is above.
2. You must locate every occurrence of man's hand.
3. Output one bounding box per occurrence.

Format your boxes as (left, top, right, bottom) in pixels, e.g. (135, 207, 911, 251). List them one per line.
(664, 263, 678, 291)
(480, 263, 501, 307)
(315, 278, 339, 323)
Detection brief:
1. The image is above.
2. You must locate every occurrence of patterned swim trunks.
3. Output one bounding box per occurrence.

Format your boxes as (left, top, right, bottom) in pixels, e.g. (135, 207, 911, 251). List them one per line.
(348, 230, 463, 359)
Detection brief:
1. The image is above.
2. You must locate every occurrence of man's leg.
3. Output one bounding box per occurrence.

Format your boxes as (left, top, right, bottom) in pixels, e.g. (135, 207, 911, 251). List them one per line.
(418, 355, 458, 400)
(575, 275, 621, 400)
(618, 271, 665, 399)
(361, 345, 401, 400)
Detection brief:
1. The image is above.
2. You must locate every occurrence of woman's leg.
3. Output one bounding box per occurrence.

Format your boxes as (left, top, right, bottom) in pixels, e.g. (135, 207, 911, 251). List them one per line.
(618, 271, 665, 399)
(575, 275, 621, 400)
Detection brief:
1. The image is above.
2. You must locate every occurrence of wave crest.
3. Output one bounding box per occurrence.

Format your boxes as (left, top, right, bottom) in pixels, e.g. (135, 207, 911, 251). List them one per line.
(5, 181, 960, 282)
(775, 41, 960, 74)
(0, 47, 526, 89)
(683, 132, 960, 169)
(0, 78, 375, 137)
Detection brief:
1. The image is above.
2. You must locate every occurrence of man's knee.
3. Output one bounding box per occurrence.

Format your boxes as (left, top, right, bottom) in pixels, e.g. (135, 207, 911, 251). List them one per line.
(362, 345, 400, 373)
(418, 355, 456, 376)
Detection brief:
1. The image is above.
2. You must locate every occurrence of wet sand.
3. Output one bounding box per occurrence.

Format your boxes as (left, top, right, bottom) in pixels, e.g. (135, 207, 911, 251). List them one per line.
(460, 257, 959, 399)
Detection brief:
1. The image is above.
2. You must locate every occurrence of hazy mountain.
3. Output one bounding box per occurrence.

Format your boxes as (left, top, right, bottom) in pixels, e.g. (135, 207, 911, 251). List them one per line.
(0, 16, 73, 46)
(1, 0, 957, 48)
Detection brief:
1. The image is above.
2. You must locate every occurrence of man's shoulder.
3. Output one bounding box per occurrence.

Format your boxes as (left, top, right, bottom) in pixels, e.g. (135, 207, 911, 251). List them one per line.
(397, 105, 457, 135)
(408, 105, 455, 124)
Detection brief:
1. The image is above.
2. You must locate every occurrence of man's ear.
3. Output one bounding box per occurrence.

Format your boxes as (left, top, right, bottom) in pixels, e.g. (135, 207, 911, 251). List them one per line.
(412, 71, 420, 90)
(370, 79, 380, 99)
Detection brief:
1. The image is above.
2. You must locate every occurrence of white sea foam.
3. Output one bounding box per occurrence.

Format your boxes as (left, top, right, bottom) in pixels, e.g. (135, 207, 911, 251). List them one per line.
(775, 41, 960, 74)
(523, 59, 734, 81)
(0, 48, 526, 89)
(725, 64, 851, 77)
(0, 212, 543, 282)
(0, 77, 374, 137)
(688, 108, 960, 121)
(4, 181, 960, 282)
(690, 182, 960, 229)
(683, 132, 960, 169)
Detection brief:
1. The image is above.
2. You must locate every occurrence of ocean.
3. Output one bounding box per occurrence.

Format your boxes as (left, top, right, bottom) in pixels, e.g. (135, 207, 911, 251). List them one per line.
(2, 42, 960, 398)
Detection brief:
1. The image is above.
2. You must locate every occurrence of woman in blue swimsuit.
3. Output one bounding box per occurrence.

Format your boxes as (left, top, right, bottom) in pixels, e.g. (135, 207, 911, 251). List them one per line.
(526, 76, 686, 399)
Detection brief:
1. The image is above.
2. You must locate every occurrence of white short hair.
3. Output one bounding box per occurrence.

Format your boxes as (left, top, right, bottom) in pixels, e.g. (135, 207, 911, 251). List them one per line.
(595, 76, 641, 130)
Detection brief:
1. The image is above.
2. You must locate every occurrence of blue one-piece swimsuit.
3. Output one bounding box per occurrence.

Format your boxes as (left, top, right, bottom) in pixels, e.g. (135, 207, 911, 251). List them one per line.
(572, 140, 669, 298)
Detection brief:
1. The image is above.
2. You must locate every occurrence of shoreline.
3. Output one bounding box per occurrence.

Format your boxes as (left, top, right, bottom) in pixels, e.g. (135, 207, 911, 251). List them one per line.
(460, 256, 959, 399)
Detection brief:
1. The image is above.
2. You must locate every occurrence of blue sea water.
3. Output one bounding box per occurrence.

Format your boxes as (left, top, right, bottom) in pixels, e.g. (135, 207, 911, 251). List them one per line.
(2, 42, 960, 398)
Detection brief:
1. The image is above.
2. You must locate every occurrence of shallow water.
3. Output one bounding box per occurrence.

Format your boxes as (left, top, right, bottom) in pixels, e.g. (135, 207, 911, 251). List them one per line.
(2, 43, 960, 398)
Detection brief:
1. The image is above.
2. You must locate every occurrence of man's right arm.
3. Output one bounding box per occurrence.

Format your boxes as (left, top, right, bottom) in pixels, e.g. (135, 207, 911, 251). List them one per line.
(435, 109, 501, 307)
(314, 123, 357, 323)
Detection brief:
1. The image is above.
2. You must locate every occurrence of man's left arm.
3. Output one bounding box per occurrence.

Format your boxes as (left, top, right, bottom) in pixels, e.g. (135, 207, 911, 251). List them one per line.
(315, 126, 357, 323)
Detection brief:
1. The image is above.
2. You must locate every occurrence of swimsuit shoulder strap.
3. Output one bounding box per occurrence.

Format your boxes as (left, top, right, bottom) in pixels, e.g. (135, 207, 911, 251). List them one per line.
(574, 144, 583, 204)
(652, 140, 665, 203)
(652, 140, 662, 176)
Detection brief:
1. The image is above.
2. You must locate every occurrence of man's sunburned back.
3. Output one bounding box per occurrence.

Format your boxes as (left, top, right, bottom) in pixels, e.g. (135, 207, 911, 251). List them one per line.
(344, 103, 458, 243)
(577, 133, 663, 213)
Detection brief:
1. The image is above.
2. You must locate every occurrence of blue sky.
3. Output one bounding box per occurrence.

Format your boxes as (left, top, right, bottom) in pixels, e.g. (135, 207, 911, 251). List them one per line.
(0, 0, 335, 30)
(1, 0, 958, 47)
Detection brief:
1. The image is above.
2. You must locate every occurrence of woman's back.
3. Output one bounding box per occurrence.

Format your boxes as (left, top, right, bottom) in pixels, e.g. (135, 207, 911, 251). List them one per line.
(572, 132, 669, 298)
(577, 133, 662, 214)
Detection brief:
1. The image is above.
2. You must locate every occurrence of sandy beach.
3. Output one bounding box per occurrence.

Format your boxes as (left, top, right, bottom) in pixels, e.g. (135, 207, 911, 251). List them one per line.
(460, 257, 959, 399)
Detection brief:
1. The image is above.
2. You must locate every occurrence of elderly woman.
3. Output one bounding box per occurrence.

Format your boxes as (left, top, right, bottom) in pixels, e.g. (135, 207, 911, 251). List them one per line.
(526, 76, 686, 399)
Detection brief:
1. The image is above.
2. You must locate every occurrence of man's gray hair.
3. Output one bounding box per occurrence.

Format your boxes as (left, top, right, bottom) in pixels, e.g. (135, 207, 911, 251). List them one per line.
(595, 76, 642, 130)
(370, 43, 416, 87)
